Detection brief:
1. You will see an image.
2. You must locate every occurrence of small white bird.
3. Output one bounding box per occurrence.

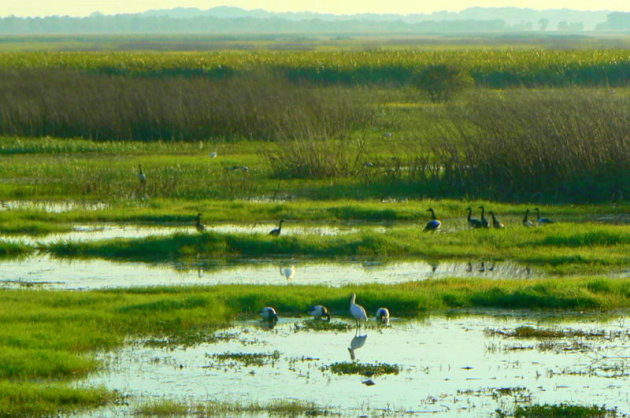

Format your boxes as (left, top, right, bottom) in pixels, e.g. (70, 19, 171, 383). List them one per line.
(260, 307, 278, 323)
(348, 334, 367, 361)
(375, 307, 390, 325)
(349, 293, 368, 327)
(308, 305, 330, 321)
(280, 265, 295, 280)
(209, 151, 218, 158)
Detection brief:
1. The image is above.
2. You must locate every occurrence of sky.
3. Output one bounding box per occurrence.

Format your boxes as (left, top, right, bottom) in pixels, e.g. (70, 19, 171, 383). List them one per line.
(0, 0, 627, 17)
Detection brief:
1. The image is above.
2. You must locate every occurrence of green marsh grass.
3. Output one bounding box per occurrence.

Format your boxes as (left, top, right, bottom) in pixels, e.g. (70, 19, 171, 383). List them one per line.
(0, 278, 629, 414)
(44, 222, 630, 275)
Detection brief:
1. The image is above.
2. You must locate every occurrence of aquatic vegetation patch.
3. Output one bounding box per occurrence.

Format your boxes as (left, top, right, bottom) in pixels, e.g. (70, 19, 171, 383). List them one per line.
(507, 403, 619, 417)
(487, 326, 610, 339)
(294, 320, 353, 332)
(324, 361, 400, 376)
(208, 350, 281, 367)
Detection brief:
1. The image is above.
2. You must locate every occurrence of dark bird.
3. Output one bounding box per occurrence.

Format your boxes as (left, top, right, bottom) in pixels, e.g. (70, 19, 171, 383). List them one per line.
(534, 208, 555, 225)
(478, 206, 490, 228)
(308, 305, 330, 321)
(423, 208, 441, 232)
(467, 207, 483, 229)
(488, 211, 504, 229)
(523, 209, 535, 227)
(195, 213, 206, 233)
(269, 219, 284, 236)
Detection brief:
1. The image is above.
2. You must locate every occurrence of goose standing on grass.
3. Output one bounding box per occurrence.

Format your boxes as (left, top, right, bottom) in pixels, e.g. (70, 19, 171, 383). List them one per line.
(478, 206, 490, 228)
(523, 209, 535, 227)
(260, 307, 278, 324)
(308, 305, 330, 321)
(423, 208, 441, 232)
(534, 208, 555, 225)
(269, 220, 284, 236)
(280, 265, 295, 280)
(195, 213, 206, 233)
(375, 307, 390, 325)
(137, 164, 147, 185)
(488, 211, 504, 229)
(467, 207, 483, 229)
(349, 293, 368, 328)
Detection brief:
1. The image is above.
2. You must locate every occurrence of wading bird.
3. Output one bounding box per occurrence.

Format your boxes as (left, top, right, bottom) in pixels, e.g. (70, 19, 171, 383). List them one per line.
(534, 208, 555, 225)
(478, 206, 490, 228)
(308, 305, 330, 321)
(280, 265, 295, 280)
(523, 209, 535, 227)
(269, 220, 284, 236)
(260, 307, 278, 324)
(375, 307, 390, 325)
(467, 207, 483, 229)
(488, 211, 504, 229)
(137, 164, 147, 185)
(195, 213, 206, 233)
(349, 293, 368, 328)
(423, 208, 441, 232)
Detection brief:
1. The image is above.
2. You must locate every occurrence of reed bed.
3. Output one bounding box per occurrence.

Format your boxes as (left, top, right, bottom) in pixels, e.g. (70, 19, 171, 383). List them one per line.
(0, 69, 373, 141)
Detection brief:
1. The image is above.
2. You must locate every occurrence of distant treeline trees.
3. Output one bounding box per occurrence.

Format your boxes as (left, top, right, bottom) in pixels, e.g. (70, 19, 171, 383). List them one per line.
(0, 15, 512, 34)
(596, 12, 630, 31)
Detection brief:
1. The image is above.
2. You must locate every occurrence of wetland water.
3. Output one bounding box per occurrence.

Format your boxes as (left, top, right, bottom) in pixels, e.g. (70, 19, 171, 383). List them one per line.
(84, 313, 630, 416)
(0, 255, 534, 290)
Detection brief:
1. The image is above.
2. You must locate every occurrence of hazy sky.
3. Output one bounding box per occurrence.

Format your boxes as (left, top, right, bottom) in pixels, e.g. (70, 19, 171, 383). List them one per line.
(1, 0, 627, 17)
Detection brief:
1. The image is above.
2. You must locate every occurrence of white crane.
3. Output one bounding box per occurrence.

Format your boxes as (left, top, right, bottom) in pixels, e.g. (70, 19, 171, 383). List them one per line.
(349, 293, 368, 328)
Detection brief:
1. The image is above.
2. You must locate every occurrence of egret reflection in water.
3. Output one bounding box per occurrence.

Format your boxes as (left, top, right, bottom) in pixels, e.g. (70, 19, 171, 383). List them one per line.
(348, 332, 368, 361)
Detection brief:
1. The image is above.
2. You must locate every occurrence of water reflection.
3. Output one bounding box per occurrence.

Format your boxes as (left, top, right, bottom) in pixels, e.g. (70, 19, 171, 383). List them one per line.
(348, 332, 368, 361)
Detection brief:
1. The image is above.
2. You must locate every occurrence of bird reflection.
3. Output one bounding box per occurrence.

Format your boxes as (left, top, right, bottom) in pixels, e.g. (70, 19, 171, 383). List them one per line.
(348, 332, 367, 361)
(280, 265, 296, 280)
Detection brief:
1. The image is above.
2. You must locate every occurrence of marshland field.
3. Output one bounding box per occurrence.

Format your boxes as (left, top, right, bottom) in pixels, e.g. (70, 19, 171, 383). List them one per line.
(0, 34, 628, 416)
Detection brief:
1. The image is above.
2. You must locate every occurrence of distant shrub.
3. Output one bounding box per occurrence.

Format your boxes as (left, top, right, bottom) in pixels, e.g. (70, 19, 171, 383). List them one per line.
(412, 64, 473, 102)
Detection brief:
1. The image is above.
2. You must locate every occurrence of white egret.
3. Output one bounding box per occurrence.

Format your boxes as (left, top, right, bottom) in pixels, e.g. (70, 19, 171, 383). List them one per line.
(349, 293, 368, 327)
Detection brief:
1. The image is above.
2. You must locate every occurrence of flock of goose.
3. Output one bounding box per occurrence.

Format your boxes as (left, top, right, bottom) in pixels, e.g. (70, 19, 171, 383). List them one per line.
(424, 206, 555, 232)
(260, 293, 390, 328)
